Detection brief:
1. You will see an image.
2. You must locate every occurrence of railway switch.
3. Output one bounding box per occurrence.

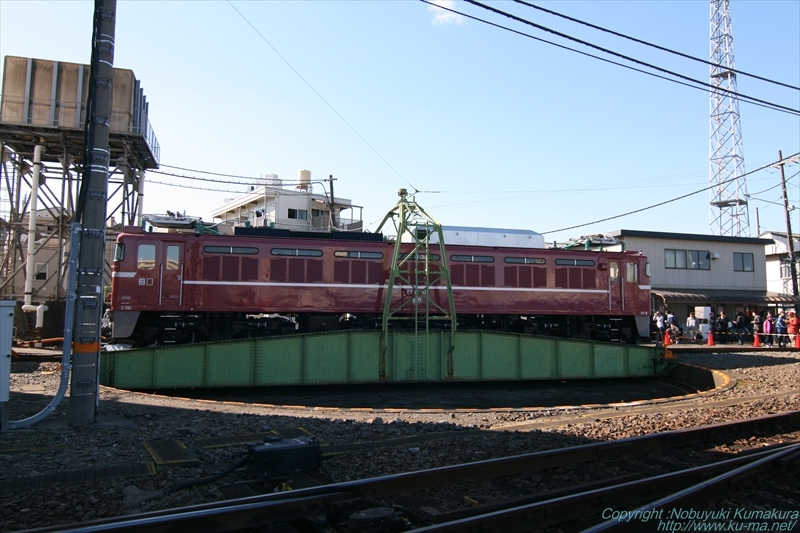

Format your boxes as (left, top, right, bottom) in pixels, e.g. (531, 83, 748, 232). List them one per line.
(247, 436, 321, 479)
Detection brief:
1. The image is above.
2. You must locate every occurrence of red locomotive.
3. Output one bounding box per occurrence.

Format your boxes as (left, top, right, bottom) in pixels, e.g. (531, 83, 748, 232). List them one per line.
(108, 226, 652, 345)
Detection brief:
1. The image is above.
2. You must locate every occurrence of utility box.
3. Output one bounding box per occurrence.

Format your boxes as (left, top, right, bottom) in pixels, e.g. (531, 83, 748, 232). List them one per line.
(0, 300, 15, 403)
(247, 436, 321, 479)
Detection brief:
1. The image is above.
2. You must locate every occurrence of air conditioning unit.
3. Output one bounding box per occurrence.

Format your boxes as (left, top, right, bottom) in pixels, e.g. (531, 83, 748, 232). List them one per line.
(710, 252, 721, 260)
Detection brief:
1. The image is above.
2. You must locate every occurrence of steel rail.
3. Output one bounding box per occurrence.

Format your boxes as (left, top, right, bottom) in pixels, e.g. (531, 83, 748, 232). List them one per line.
(408, 445, 800, 532)
(19, 411, 800, 533)
(583, 444, 800, 532)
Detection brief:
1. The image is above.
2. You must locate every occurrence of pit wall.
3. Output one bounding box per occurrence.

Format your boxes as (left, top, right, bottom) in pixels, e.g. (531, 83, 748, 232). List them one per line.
(100, 331, 669, 389)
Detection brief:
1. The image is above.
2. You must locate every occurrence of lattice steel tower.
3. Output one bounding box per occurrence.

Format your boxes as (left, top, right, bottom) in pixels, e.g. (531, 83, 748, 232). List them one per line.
(709, 0, 750, 236)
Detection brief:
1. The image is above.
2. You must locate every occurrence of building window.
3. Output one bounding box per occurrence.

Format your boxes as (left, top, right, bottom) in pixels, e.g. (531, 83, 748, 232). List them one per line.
(288, 209, 308, 220)
(34, 262, 47, 281)
(688, 250, 711, 270)
(665, 249, 687, 269)
(781, 261, 795, 279)
(733, 252, 754, 272)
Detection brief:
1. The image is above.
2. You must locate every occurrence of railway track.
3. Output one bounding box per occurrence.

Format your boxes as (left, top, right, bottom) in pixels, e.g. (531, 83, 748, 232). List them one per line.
(23, 411, 800, 533)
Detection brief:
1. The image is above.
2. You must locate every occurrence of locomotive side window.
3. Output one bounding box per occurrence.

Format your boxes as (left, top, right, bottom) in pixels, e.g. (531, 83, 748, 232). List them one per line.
(645, 262, 651, 277)
(138, 244, 155, 270)
(399, 252, 440, 261)
(451, 255, 494, 263)
(204, 246, 258, 255)
(626, 262, 638, 283)
(114, 243, 125, 261)
(554, 259, 595, 267)
(166, 246, 180, 270)
(504, 257, 546, 265)
(271, 248, 323, 257)
(334, 251, 384, 259)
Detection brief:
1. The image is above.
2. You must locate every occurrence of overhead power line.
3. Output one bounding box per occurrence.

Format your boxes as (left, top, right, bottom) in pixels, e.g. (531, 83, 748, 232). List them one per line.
(420, 0, 799, 116)
(462, 0, 799, 116)
(541, 153, 800, 235)
(514, 0, 800, 92)
(226, 1, 417, 192)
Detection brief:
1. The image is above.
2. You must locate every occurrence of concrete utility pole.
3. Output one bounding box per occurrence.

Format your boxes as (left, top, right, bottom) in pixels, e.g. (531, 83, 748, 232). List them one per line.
(68, 0, 117, 425)
(328, 175, 336, 229)
(777, 150, 798, 297)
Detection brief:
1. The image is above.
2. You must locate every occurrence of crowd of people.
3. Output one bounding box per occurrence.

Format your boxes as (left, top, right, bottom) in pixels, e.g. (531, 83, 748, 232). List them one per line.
(652, 308, 800, 346)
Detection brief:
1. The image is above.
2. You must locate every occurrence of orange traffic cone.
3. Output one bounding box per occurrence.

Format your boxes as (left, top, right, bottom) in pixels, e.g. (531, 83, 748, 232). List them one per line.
(707, 329, 715, 346)
(663, 332, 671, 346)
(753, 332, 761, 347)
(795, 334, 800, 349)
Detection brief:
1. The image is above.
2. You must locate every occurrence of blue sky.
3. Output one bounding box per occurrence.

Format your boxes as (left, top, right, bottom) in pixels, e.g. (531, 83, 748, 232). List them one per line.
(1, 0, 798, 243)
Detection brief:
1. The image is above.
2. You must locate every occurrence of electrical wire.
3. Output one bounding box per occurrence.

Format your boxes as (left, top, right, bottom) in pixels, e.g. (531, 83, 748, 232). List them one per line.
(421, 0, 799, 116)
(541, 152, 800, 235)
(149, 169, 324, 188)
(464, 0, 800, 116)
(226, 1, 417, 192)
(514, 0, 800, 92)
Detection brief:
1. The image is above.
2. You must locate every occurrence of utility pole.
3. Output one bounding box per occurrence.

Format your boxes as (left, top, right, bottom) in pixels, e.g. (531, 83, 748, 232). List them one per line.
(777, 150, 798, 297)
(68, 0, 117, 425)
(328, 175, 336, 230)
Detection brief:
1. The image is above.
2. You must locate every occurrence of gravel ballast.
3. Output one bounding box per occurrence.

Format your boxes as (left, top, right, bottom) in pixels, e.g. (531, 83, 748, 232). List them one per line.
(1, 349, 799, 531)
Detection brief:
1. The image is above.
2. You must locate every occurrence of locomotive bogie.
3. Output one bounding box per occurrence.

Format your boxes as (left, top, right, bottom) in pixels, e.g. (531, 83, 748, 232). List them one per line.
(109, 229, 652, 346)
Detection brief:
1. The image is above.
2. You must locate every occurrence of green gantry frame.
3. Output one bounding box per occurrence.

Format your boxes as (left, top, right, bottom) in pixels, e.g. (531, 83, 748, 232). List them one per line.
(375, 189, 457, 379)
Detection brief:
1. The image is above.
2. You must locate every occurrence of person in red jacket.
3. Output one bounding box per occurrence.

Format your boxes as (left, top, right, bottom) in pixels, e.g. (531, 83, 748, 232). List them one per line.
(788, 310, 800, 346)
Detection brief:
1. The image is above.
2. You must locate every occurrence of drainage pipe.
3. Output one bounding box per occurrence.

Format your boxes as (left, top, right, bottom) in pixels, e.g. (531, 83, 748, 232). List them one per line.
(22, 142, 45, 313)
(8, 223, 80, 429)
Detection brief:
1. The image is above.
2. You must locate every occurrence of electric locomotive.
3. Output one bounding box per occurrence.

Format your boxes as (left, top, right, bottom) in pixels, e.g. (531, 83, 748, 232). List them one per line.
(108, 226, 652, 346)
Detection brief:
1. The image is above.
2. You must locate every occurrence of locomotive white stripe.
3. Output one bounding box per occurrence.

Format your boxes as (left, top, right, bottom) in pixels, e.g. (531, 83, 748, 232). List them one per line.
(638, 285, 651, 289)
(181, 280, 608, 294)
(112, 272, 136, 278)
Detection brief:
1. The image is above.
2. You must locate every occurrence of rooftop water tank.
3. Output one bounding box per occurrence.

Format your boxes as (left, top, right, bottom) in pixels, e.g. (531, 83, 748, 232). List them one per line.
(297, 169, 311, 190)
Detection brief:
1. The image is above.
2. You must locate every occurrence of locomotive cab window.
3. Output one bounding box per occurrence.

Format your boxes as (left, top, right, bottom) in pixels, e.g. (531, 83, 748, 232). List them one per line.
(166, 245, 180, 270)
(626, 262, 638, 283)
(138, 244, 156, 270)
(609, 261, 619, 281)
(645, 262, 651, 277)
(114, 243, 125, 261)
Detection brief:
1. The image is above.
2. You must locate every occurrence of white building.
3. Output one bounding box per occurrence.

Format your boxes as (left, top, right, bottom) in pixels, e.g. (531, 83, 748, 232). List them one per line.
(760, 231, 800, 297)
(211, 173, 363, 233)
